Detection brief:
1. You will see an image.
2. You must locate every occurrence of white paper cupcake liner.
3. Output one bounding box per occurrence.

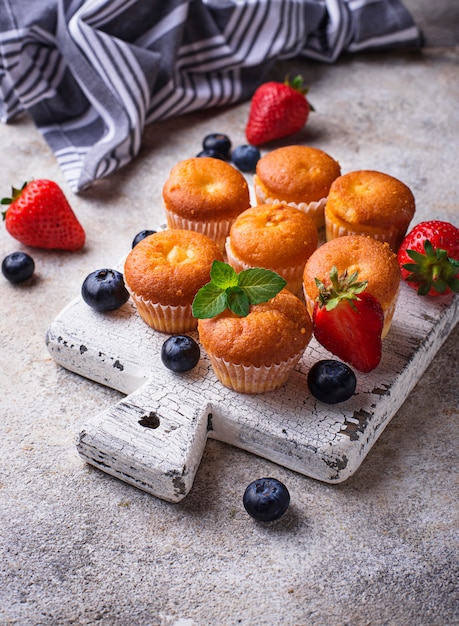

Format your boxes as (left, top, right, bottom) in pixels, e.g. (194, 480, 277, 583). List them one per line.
(165, 210, 234, 251)
(207, 352, 303, 394)
(253, 182, 327, 229)
(129, 292, 197, 333)
(324, 216, 402, 252)
(382, 286, 400, 338)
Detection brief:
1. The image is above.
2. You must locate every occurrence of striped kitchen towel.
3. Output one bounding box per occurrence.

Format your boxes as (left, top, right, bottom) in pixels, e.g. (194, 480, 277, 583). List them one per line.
(0, 0, 421, 192)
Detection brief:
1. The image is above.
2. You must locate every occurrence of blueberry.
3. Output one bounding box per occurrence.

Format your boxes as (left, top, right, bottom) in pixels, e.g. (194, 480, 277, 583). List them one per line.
(307, 359, 357, 404)
(243, 477, 290, 522)
(81, 269, 130, 312)
(132, 229, 156, 248)
(2, 252, 35, 283)
(196, 149, 227, 161)
(161, 335, 200, 373)
(232, 145, 261, 172)
(202, 133, 231, 159)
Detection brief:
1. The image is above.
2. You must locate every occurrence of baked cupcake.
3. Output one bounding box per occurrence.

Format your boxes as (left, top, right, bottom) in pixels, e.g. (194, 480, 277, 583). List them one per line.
(302, 235, 400, 338)
(253, 145, 341, 229)
(225, 203, 318, 294)
(197, 290, 312, 393)
(162, 157, 251, 250)
(325, 170, 415, 251)
(124, 229, 223, 333)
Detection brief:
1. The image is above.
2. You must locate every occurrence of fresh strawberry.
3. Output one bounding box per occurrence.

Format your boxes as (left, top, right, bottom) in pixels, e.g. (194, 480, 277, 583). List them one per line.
(245, 75, 312, 146)
(313, 267, 384, 373)
(397, 220, 459, 296)
(2, 179, 85, 251)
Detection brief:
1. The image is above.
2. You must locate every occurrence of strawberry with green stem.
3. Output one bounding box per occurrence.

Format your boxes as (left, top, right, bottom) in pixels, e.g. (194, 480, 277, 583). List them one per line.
(245, 75, 313, 146)
(397, 220, 459, 296)
(2, 179, 85, 251)
(313, 267, 384, 373)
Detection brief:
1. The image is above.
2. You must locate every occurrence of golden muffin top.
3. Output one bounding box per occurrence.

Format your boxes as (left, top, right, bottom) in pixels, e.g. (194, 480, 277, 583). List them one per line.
(124, 229, 223, 306)
(197, 290, 312, 367)
(162, 157, 251, 220)
(325, 170, 415, 228)
(254, 145, 341, 203)
(302, 235, 400, 311)
(228, 203, 318, 268)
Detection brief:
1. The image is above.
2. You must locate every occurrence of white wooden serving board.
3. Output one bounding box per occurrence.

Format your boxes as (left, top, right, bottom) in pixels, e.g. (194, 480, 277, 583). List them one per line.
(46, 282, 459, 502)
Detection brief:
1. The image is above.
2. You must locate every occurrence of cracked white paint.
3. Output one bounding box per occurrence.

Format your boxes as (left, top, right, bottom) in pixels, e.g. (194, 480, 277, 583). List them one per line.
(46, 283, 459, 502)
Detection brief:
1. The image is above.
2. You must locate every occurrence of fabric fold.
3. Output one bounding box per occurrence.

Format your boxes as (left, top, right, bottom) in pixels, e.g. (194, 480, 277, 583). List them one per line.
(0, 0, 421, 192)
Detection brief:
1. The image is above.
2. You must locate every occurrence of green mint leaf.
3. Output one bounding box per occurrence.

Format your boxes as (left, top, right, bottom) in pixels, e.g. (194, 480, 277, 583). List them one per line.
(192, 262, 287, 319)
(210, 260, 239, 289)
(227, 289, 250, 316)
(238, 267, 287, 304)
(192, 283, 227, 318)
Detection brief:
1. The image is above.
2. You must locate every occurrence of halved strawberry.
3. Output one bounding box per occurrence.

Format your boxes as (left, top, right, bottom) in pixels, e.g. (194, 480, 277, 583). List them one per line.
(313, 267, 384, 373)
(397, 220, 459, 296)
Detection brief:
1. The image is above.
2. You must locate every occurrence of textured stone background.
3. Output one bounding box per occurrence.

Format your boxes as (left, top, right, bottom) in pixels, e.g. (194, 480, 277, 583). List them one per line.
(1, 1, 458, 624)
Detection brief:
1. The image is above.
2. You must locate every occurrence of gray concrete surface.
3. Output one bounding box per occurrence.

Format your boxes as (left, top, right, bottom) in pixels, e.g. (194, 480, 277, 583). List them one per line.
(1, 2, 458, 625)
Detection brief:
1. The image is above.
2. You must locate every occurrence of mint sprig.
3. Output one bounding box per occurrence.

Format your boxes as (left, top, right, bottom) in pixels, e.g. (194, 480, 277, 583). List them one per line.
(192, 261, 287, 319)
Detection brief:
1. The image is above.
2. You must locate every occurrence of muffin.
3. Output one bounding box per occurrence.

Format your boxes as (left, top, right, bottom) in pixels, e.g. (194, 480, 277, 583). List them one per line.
(197, 290, 312, 394)
(302, 235, 401, 338)
(225, 203, 318, 294)
(124, 229, 223, 333)
(253, 145, 341, 229)
(162, 157, 251, 250)
(325, 170, 415, 251)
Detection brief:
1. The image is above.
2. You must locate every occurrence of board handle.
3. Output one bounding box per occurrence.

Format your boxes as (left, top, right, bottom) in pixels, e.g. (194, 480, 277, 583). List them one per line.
(76, 380, 211, 502)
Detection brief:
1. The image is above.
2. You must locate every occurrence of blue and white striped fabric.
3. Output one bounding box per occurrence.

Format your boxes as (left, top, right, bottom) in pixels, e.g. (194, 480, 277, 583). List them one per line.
(0, 0, 421, 192)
